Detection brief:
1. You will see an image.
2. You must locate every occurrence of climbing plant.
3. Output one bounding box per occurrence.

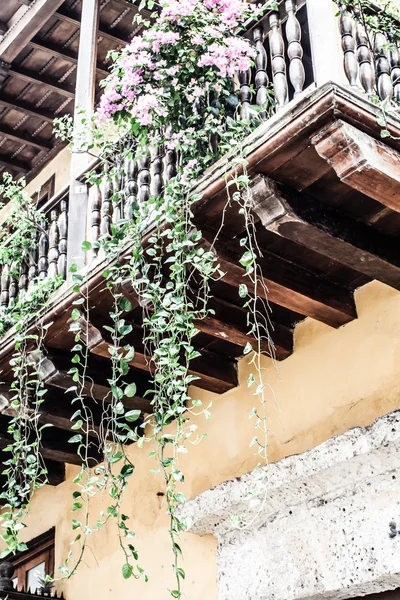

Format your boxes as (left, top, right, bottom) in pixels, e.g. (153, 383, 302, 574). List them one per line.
(0, 0, 281, 597)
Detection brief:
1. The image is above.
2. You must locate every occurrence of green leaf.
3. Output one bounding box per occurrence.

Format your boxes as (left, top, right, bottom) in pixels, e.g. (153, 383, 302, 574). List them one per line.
(124, 383, 137, 398)
(81, 241, 92, 252)
(68, 434, 83, 444)
(120, 297, 132, 312)
(71, 420, 83, 430)
(122, 564, 133, 579)
(125, 409, 141, 422)
(70, 308, 81, 321)
(239, 283, 248, 298)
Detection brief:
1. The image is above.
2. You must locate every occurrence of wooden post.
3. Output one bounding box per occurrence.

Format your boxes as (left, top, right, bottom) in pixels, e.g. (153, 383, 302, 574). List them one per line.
(306, 0, 347, 87)
(67, 0, 99, 274)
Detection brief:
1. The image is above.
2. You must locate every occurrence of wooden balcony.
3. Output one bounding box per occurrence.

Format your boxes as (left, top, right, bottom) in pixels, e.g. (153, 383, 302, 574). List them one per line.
(0, 0, 399, 484)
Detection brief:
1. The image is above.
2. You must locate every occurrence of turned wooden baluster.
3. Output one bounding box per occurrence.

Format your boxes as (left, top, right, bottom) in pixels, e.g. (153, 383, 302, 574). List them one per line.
(28, 232, 38, 289)
(269, 12, 288, 109)
(19, 258, 28, 301)
(124, 156, 138, 220)
(354, 8, 375, 95)
(253, 26, 269, 118)
(9, 260, 19, 306)
(0, 264, 10, 308)
(339, 7, 358, 89)
(112, 175, 123, 224)
(138, 149, 151, 205)
(48, 208, 60, 278)
(58, 198, 68, 279)
(153, 143, 164, 198)
(374, 31, 394, 101)
(165, 126, 177, 183)
(285, 0, 305, 97)
(239, 68, 252, 120)
(100, 168, 113, 240)
(38, 219, 48, 280)
(390, 44, 400, 102)
(89, 184, 102, 256)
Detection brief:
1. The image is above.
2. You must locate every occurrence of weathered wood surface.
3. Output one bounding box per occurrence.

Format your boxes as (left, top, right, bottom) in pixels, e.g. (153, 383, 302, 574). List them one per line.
(312, 120, 400, 213)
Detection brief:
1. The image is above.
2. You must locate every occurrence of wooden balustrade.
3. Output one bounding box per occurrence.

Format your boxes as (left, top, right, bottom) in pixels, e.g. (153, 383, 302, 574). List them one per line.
(241, 0, 310, 118)
(338, 3, 400, 103)
(0, 192, 69, 313)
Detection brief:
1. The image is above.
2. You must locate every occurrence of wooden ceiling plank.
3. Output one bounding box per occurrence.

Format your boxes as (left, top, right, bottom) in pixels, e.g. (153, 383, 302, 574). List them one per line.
(0, 96, 54, 122)
(120, 281, 292, 360)
(201, 233, 356, 329)
(0, 155, 29, 173)
(251, 174, 400, 290)
(9, 66, 75, 98)
(87, 316, 238, 394)
(0, 414, 94, 466)
(0, 124, 51, 151)
(29, 36, 109, 77)
(312, 119, 400, 214)
(54, 7, 130, 46)
(28, 348, 153, 414)
(0, 0, 66, 63)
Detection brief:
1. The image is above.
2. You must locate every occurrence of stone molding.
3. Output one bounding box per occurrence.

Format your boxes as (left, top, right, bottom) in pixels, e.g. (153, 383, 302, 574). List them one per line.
(183, 410, 400, 599)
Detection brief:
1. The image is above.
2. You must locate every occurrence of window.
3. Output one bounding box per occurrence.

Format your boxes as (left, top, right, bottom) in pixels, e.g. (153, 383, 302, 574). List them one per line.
(10, 529, 55, 593)
(33, 175, 55, 210)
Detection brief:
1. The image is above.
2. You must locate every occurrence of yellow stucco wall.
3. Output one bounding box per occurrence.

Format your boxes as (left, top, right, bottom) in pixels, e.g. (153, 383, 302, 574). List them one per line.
(0, 148, 71, 225)
(7, 280, 400, 600)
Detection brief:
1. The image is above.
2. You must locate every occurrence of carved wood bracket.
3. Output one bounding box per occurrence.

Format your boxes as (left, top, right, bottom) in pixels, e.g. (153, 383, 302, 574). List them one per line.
(311, 119, 400, 213)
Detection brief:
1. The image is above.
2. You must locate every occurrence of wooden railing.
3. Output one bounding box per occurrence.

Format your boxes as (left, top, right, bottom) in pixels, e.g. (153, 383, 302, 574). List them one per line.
(1, 0, 399, 316)
(0, 189, 68, 311)
(338, 3, 400, 102)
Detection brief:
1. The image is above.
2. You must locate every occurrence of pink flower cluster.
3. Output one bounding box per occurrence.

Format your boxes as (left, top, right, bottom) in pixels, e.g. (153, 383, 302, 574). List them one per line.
(204, 0, 253, 28)
(198, 37, 254, 77)
(160, 0, 197, 23)
(96, 0, 257, 126)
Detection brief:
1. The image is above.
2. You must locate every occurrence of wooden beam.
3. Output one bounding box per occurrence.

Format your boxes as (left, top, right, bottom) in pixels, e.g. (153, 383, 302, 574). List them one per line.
(0, 155, 30, 173)
(54, 7, 130, 46)
(87, 317, 238, 394)
(0, 414, 96, 466)
(120, 281, 293, 360)
(0, 385, 102, 439)
(250, 174, 400, 290)
(9, 66, 75, 98)
(0, 0, 66, 63)
(29, 36, 109, 77)
(15, 0, 33, 5)
(0, 96, 54, 122)
(28, 349, 153, 414)
(0, 22, 8, 37)
(201, 233, 356, 328)
(312, 120, 400, 213)
(0, 124, 51, 151)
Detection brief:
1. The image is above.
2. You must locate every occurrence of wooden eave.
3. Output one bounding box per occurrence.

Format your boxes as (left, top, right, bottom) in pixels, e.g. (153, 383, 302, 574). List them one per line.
(0, 0, 146, 184)
(0, 83, 399, 476)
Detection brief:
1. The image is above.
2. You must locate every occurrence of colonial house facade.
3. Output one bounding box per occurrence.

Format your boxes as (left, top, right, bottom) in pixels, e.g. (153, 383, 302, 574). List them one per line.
(0, 0, 399, 599)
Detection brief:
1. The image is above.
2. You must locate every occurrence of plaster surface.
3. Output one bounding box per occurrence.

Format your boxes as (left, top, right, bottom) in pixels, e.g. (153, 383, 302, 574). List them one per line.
(183, 409, 400, 599)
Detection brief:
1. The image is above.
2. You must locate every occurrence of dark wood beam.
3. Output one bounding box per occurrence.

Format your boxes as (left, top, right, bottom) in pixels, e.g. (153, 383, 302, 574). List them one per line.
(54, 7, 130, 46)
(0, 124, 51, 151)
(120, 281, 293, 360)
(0, 0, 65, 63)
(312, 119, 400, 214)
(15, 0, 33, 5)
(201, 233, 356, 328)
(0, 155, 30, 173)
(0, 22, 8, 36)
(0, 96, 54, 122)
(0, 414, 97, 466)
(9, 66, 75, 99)
(29, 37, 109, 77)
(251, 174, 400, 290)
(87, 317, 238, 394)
(29, 348, 153, 414)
